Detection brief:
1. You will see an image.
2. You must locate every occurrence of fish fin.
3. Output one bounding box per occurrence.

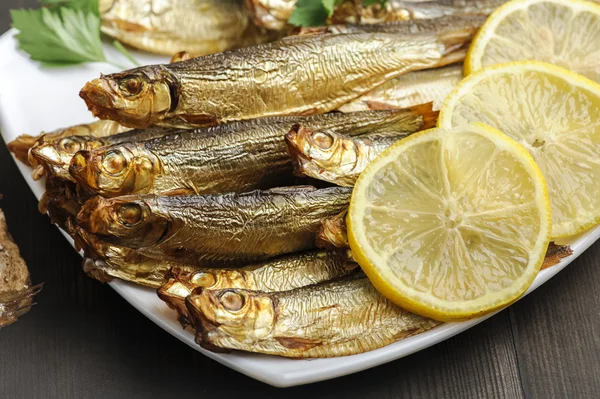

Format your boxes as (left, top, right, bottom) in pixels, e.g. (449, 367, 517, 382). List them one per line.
(316, 210, 349, 250)
(109, 19, 151, 33)
(82, 258, 114, 284)
(541, 243, 573, 270)
(170, 51, 193, 63)
(6, 134, 37, 166)
(437, 15, 485, 54)
(265, 186, 317, 194)
(364, 101, 401, 111)
(405, 102, 439, 129)
(275, 337, 322, 351)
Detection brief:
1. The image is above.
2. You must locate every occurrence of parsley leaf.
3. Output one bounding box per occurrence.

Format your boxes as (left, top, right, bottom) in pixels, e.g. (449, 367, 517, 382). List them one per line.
(289, 0, 388, 27)
(11, 7, 106, 67)
(11, 0, 138, 69)
(41, 0, 100, 16)
(322, 0, 343, 15)
(289, 0, 330, 27)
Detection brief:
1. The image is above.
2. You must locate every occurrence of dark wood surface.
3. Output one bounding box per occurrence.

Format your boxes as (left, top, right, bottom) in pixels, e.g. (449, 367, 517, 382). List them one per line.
(1, 2, 599, 398)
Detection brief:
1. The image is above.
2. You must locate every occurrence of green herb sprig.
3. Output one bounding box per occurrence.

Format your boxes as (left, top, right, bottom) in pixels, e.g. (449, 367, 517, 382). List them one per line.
(10, 0, 139, 69)
(289, 0, 388, 27)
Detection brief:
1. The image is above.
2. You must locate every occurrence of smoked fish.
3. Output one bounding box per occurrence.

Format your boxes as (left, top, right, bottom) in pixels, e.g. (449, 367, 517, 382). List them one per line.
(79, 15, 484, 128)
(68, 105, 436, 197)
(76, 186, 352, 265)
(158, 249, 357, 326)
(186, 274, 440, 357)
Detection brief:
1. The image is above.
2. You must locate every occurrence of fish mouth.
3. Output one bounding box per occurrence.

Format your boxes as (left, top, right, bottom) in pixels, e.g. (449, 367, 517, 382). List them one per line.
(80, 77, 119, 120)
(69, 151, 101, 191)
(186, 289, 223, 334)
(29, 142, 61, 166)
(76, 196, 117, 236)
(80, 77, 150, 129)
(29, 143, 75, 181)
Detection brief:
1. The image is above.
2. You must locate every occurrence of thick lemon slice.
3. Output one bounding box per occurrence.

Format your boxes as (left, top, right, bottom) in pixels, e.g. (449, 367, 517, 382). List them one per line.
(465, 0, 600, 81)
(348, 123, 551, 321)
(439, 61, 600, 238)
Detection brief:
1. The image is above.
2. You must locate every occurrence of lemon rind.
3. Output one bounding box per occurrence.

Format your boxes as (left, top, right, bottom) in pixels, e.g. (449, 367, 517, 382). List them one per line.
(465, 0, 600, 75)
(439, 61, 600, 238)
(348, 123, 551, 321)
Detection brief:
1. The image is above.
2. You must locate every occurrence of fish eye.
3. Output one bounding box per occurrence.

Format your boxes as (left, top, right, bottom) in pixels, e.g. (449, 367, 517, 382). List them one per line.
(59, 138, 81, 154)
(102, 150, 127, 175)
(117, 203, 142, 226)
(191, 271, 216, 288)
(220, 291, 245, 312)
(312, 132, 334, 150)
(119, 76, 144, 97)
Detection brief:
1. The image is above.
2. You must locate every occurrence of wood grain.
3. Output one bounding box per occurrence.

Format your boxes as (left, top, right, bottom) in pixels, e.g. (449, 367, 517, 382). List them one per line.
(511, 242, 600, 399)
(0, 1, 598, 397)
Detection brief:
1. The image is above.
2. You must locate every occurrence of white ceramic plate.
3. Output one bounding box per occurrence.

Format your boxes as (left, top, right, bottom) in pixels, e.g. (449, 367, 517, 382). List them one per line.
(0, 28, 596, 388)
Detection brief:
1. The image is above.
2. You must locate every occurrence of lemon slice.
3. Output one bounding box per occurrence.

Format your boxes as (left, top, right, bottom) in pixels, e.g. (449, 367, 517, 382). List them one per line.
(465, 0, 600, 81)
(347, 123, 551, 321)
(439, 61, 600, 238)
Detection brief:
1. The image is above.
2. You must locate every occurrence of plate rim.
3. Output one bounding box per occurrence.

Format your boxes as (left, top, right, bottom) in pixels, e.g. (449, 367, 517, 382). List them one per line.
(0, 27, 595, 388)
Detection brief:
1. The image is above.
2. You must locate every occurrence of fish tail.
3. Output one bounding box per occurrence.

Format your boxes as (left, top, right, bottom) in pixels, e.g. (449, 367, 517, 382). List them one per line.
(6, 134, 37, 166)
(436, 17, 483, 67)
(405, 102, 439, 129)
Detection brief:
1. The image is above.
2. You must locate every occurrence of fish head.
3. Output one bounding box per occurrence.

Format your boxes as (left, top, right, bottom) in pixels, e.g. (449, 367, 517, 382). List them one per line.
(76, 195, 169, 248)
(286, 124, 359, 179)
(186, 288, 275, 341)
(159, 267, 254, 327)
(29, 136, 106, 182)
(79, 67, 173, 128)
(69, 142, 161, 197)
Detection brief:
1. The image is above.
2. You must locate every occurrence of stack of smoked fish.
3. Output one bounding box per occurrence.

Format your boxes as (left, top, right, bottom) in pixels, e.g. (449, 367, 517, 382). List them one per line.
(10, 8, 567, 358)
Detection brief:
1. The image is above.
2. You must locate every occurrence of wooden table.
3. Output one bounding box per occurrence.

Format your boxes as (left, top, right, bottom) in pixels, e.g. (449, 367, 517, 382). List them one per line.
(1, 2, 599, 397)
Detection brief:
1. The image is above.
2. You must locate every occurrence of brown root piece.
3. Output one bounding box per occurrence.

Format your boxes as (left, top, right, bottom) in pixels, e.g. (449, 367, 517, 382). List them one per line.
(541, 242, 573, 270)
(0, 209, 42, 327)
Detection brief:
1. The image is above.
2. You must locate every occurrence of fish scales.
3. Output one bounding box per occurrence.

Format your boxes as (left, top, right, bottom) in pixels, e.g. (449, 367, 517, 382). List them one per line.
(80, 16, 483, 128)
(77, 187, 352, 265)
(68, 106, 436, 197)
(187, 276, 439, 358)
(158, 250, 357, 326)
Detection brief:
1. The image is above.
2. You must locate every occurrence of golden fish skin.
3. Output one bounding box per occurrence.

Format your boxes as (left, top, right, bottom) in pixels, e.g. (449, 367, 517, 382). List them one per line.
(6, 120, 126, 168)
(99, 0, 269, 56)
(76, 186, 352, 266)
(286, 126, 399, 186)
(316, 210, 349, 250)
(331, 0, 508, 25)
(338, 64, 464, 112)
(158, 249, 357, 326)
(186, 275, 440, 358)
(68, 106, 436, 198)
(79, 15, 484, 128)
(244, 0, 297, 31)
(247, 0, 505, 31)
(71, 223, 197, 287)
(30, 124, 175, 183)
